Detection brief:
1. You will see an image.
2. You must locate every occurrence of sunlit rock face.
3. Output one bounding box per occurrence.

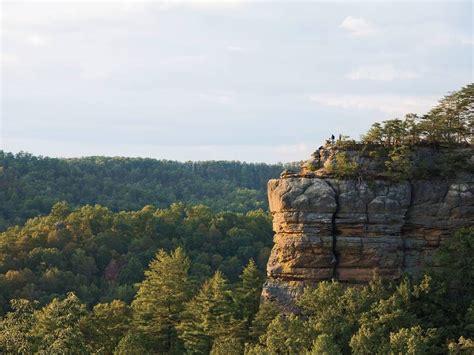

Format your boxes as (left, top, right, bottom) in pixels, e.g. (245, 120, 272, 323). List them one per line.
(263, 148, 474, 310)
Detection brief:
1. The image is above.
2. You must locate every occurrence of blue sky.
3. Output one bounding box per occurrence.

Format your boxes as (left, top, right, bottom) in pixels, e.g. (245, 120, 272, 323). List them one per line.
(1, 1, 472, 163)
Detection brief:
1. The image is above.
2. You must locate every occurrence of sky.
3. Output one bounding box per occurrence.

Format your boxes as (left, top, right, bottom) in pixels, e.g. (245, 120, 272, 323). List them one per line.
(1, 1, 472, 163)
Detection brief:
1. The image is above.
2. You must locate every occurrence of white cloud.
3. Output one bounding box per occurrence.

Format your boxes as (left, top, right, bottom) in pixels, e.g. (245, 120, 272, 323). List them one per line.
(308, 94, 438, 116)
(339, 16, 376, 36)
(346, 65, 421, 81)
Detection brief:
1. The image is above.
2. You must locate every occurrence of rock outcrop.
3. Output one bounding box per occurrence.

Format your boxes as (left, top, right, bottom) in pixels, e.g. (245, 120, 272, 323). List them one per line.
(263, 146, 474, 310)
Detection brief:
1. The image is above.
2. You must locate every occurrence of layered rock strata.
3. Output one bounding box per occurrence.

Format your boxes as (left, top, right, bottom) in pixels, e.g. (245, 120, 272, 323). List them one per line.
(263, 149, 473, 309)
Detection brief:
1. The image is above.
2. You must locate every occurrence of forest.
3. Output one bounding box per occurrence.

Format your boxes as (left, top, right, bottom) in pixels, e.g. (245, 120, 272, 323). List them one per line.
(0, 203, 273, 310)
(0, 84, 473, 354)
(1, 224, 473, 354)
(0, 154, 289, 231)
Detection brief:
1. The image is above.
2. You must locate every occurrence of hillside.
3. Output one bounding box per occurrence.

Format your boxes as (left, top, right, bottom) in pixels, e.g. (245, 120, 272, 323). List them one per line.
(0, 153, 291, 231)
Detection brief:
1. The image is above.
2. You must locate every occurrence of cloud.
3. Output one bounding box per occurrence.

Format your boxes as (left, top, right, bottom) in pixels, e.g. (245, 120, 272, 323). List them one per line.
(308, 94, 438, 116)
(346, 65, 421, 81)
(339, 16, 376, 36)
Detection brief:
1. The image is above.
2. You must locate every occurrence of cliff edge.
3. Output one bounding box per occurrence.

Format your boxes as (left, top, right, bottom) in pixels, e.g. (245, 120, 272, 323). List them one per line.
(262, 145, 474, 309)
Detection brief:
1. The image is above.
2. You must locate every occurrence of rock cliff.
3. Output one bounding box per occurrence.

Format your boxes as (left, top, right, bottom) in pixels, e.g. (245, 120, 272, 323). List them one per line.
(263, 146, 474, 309)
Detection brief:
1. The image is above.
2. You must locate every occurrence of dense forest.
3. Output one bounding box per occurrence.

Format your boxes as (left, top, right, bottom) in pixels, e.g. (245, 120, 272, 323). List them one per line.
(0, 154, 290, 231)
(1, 227, 473, 354)
(0, 203, 273, 311)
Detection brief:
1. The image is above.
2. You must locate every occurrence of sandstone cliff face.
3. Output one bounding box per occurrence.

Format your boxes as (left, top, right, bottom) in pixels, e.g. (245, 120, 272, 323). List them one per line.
(263, 148, 474, 309)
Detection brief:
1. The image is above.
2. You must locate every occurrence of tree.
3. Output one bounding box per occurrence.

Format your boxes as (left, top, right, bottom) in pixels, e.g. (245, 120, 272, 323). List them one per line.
(131, 247, 191, 353)
(388, 325, 437, 355)
(248, 301, 279, 342)
(235, 259, 262, 330)
(257, 314, 314, 354)
(350, 278, 418, 354)
(435, 227, 474, 310)
(308, 334, 342, 355)
(0, 299, 37, 354)
(177, 271, 241, 354)
(297, 277, 388, 353)
(384, 145, 412, 180)
(34, 292, 88, 354)
(363, 123, 383, 145)
(82, 300, 131, 354)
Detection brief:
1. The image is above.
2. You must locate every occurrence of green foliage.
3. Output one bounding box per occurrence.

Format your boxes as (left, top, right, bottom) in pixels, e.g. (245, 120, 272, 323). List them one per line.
(384, 145, 413, 180)
(234, 259, 262, 332)
(248, 301, 279, 342)
(325, 152, 360, 178)
(0, 152, 289, 231)
(318, 84, 473, 180)
(360, 84, 473, 148)
(0, 203, 273, 312)
(34, 292, 88, 354)
(177, 271, 242, 354)
(297, 276, 388, 353)
(0, 225, 472, 354)
(435, 227, 474, 304)
(388, 325, 437, 355)
(0, 299, 37, 354)
(210, 336, 244, 355)
(308, 334, 342, 355)
(82, 300, 131, 354)
(257, 314, 314, 354)
(131, 248, 191, 353)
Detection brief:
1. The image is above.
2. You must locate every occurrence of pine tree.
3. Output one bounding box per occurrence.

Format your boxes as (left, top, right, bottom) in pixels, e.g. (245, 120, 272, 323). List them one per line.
(235, 259, 262, 329)
(131, 247, 191, 353)
(248, 301, 279, 343)
(177, 271, 241, 354)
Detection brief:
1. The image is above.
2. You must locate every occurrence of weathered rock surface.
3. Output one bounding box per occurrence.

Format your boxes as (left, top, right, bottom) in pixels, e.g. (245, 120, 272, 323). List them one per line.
(263, 148, 474, 309)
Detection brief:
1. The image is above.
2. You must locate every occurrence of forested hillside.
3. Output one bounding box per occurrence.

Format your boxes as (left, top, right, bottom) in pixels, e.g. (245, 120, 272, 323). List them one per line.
(0, 152, 290, 230)
(0, 203, 273, 311)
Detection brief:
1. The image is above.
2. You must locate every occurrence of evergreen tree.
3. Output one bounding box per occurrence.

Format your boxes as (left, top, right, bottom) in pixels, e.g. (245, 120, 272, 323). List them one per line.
(350, 278, 419, 354)
(258, 314, 314, 354)
(248, 301, 279, 343)
(388, 325, 437, 355)
(235, 259, 262, 330)
(131, 247, 191, 353)
(82, 300, 131, 354)
(177, 271, 241, 354)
